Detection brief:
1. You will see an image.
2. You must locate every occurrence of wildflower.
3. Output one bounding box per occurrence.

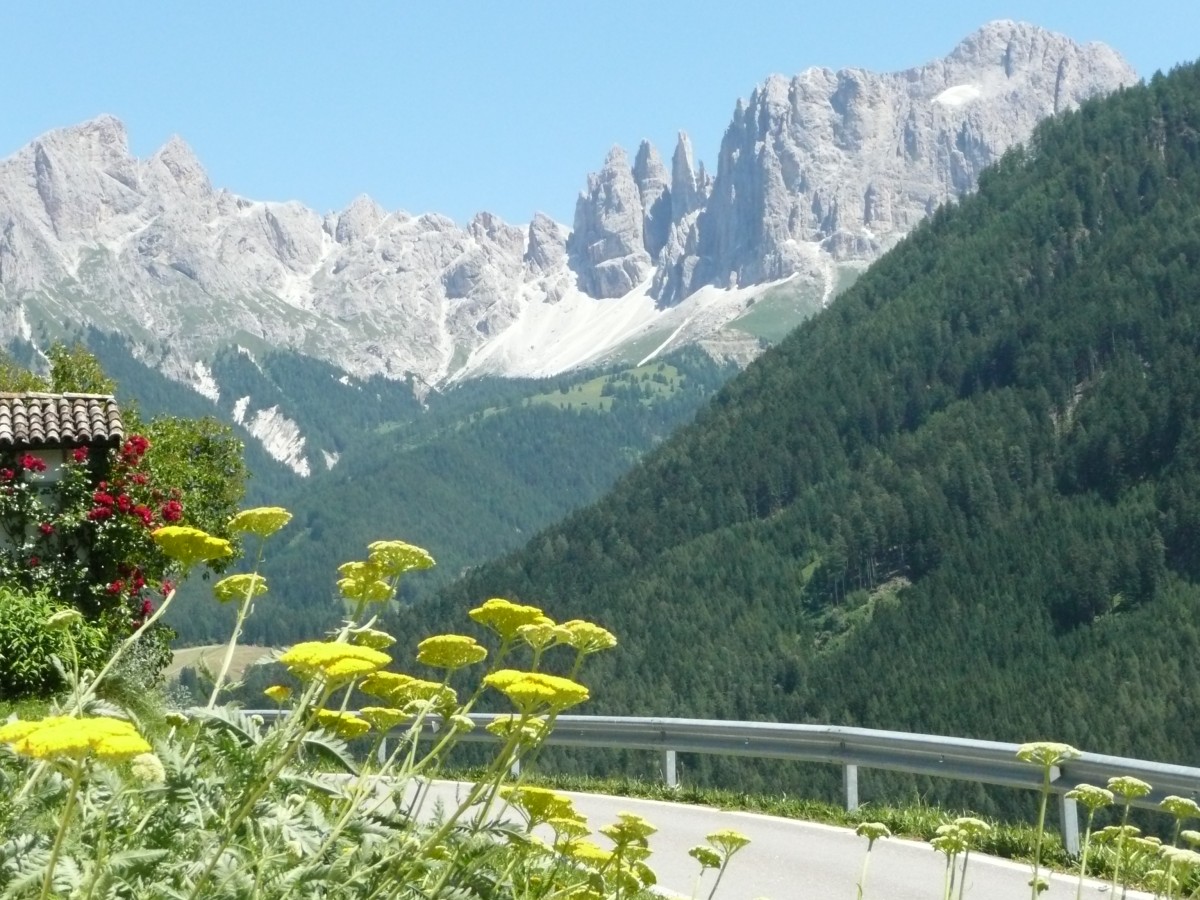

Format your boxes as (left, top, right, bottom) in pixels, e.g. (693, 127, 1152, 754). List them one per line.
(336, 560, 393, 602)
(484, 669, 590, 712)
(131, 752, 166, 784)
(263, 685, 292, 704)
(517, 617, 563, 650)
(315, 711, 370, 740)
(447, 714, 475, 733)
(45, 609, 83, 630)
(503, 786, 577, 824)
(366, 540, 435, 576)
(1066, 784, 1114, 810)
(707, 828, 751, 857)
(152, 526, 233, 570)
(855, 821, 892, 844)
(416, 634, 487, 669)
(689, 845, 722, 870)
(0, 715, 151, 762)
(549, 815, 591, 840)
(228, 506, 293, 538)
(486, 714, 550, 744)
(1161, 795, 1200, 820)
(351, 627, 397, 650)
(469, 598, 546, 640)
(212, 573, 268, 603)
(279, 641, 390, 682)
(560, 619, 618, 653)
(1016, 741, 1080, 767)
(563, 840, 612, 866)
(955, 816, 992, 840)
(601, 812, 658, 845)
(1108, 776, 1153, 801)
(359, 707, 410, 730)
(1183, 830, 1200, 847)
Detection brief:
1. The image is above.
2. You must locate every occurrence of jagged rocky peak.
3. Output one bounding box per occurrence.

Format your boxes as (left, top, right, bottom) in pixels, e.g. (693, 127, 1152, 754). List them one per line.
(567, 145, 653, 298)
(632, 141, 670, 259)
(525, 212, 568, 273)
(670, 132, 705, 222)
(653, 19, 1137, 304)
(333, 194, 385, 243)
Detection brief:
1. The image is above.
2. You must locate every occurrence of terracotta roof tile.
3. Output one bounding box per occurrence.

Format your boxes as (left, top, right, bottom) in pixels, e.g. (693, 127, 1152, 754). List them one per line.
(0, 393, 124, 449)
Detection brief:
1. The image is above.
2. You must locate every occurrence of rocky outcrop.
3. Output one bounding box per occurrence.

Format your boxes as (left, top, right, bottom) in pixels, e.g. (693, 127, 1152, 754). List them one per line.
(653, 19, 1137, 303)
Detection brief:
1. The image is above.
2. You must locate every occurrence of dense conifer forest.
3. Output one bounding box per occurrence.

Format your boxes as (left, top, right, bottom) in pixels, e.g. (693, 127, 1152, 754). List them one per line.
(403, 62, 1200, 778)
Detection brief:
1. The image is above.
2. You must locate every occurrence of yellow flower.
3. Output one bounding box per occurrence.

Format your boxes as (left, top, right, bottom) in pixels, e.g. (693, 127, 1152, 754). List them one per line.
(1016, 741, 1079, 768)
(227, 506, 293, 538)
(416, 634, 487, 669)
(855, 821, 892, 842)
(485, 714, 550, 744)
(336, 561, 394, 603)
(502, 786, 578, 824)
(1108, 775, 1153, 801)
(517, 617, 562, 650)
(563, 840, 611, 866)
(351, 627, 397, 650)
(689, 845, 722, 870)
(954, 817, 992, 840)
(468, 598, 545, 640)
(360, 672, 454, 708)
(278, 641, 390, 683)
(1066, 784, 1113, 811)
(601, 812, 657, 846)
(560, 620, 617, 654)
(212, 573, 268, 603)
(549, 815, 591, 840)
(359, 707, 411, 731)
(263, 685, 292, 704)
(367, 540, 435, 577)
(1162, 796, 1200, 819)
(152, 526, 233, 570)
(45, 609, 83, 630)
(484, 669, 589, 712)
(706, 828, 751, 857)
(315, 711, 370, 740)
(0, 715, 151, 762)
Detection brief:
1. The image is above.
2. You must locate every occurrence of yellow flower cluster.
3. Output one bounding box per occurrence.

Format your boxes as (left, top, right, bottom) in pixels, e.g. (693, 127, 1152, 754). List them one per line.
(367, 540, 435, 577)
(279, 641, 390, 682)
(360, 707, 411, 730)
(484, 669, 589, 712)
(416, 634, 487, 669)
(502, 786, 578, 825)
(469, 598, 546, 640)
(1016, 741, 1080, 767)
(351, 627, 397, 650)
(263, 685, 292, 704)
(601, 812, 657, 845)
(227, 506, 293, 538)
(360, 672, 457, 711)
(212, 573, 268, 603)
(336, 561, 393, 603)
(315, 710, 371, 740)
(0, 715, 151, 762)
(560, 620, 617, 654)
(485, 714, 550, 744)
(152, 526, 233, 570)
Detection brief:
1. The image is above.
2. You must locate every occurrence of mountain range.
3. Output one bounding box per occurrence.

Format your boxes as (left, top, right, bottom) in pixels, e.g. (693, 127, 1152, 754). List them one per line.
(0, 21, 1134, 421)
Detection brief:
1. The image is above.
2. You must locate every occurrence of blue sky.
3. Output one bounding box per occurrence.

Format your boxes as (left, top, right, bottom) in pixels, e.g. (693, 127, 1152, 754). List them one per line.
(3, 2, 1194, 225)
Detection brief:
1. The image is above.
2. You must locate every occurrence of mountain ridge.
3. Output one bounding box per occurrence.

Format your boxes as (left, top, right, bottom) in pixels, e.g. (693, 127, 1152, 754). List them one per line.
(0, 21, 1135, 399)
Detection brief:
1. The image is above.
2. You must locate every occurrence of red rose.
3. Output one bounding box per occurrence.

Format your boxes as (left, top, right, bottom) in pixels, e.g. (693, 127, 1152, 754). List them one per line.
(131, 473, 148, 485)
(28, 556, 39, 567)
(140, 598, 154, 616)
(18, 454, 46, 472)
(107, 580, 124, 595)
(0, 469, 13, 481)
(38, 522, 53, 535)
(72, 446, 88, 463)
(88, 507, 113, 521)
(161, 499, 183, 522)
(117, 494, 132, 513)
(160, 579, 175, 596)
(93, 492, 115, 506)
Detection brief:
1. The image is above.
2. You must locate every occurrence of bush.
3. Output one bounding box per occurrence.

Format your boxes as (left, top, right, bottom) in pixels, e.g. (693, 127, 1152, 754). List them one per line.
(0, 584, 106, 698)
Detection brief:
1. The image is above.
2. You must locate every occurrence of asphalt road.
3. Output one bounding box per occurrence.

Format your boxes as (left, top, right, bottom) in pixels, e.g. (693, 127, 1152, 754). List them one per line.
(411, 781, 1150, 900)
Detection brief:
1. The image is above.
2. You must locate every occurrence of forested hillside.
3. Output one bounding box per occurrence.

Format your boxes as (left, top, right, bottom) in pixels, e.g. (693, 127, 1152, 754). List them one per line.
(405, 63, 1200, 769)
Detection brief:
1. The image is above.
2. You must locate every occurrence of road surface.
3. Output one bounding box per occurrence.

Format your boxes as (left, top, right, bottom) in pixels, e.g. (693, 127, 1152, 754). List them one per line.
(410, 781, 1148, 900)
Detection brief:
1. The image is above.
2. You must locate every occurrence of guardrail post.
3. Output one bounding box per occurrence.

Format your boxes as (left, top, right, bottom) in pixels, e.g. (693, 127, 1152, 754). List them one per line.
(510, 757, 521, 779)
(1059, 794, 1080, 857)
(663, 749, 678, 789)
(843, 764, 859, 811)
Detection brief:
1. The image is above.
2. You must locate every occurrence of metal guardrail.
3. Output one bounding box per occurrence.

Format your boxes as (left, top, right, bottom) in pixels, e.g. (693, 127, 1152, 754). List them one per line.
(249, 711, 1200, 856)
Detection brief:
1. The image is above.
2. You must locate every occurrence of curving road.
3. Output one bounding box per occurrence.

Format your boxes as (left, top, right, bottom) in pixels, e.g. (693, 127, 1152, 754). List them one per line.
(413, 781, 1150, 899)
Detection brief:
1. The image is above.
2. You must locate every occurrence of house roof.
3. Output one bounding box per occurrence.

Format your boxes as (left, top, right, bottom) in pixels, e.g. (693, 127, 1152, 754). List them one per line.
(0, 393, 125, 449)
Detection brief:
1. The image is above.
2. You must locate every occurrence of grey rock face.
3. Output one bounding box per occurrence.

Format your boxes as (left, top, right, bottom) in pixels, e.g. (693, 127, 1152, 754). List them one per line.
(654, 19, 1138, 303)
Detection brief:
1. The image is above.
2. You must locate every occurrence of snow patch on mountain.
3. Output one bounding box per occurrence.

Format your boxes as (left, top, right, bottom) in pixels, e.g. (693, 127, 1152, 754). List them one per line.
(232, 396, 250, 425)
(244, 405, 310, 477)
(933, 84, 984, 106)
(321, 449, 340, 470)
(189, 362, 220, 402)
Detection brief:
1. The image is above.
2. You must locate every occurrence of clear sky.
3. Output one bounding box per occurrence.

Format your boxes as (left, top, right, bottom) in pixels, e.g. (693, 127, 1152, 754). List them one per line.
(3, 2, 1194, 226)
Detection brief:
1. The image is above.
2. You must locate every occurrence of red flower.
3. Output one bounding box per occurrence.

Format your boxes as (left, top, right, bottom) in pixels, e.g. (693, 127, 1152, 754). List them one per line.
(93, 492, 115, 506)
(28, 556, 39, 567)
(38, 522, 54, 536)
(88, 506, 113, 521)
(122, 435, 150, 460)
(117, 494, 132, 513)
(107, 580, 124, 595)
(160, 579, 175, 596)
(18, 454, 46, 472)
(161, 499, 183, 522)
(131, 473, 148, 485)
(133, 504, 154, 526)
(72, 446, 88, 463)
(140, 598, 154, 616)
(0, 469, 12, 481)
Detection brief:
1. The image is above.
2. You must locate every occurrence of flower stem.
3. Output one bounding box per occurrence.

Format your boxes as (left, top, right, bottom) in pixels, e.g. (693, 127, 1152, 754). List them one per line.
(40, 759, 84, 900)
(1030, 765, 1051, 900)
